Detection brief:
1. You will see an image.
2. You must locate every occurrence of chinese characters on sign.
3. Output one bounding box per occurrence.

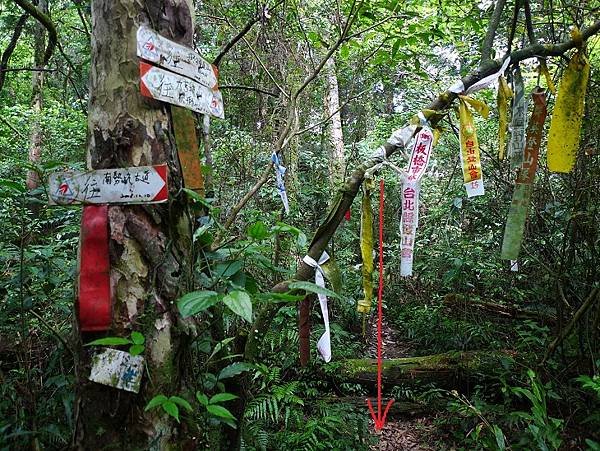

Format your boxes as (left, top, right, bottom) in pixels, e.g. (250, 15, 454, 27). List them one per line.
(48, 164, 168, 205)
(140, 62, 225, 119)
(137, 25, 218, 90)
(501, 89, 547, 261)
(400, 127, 433, 276)
(458, 97, 485, 197)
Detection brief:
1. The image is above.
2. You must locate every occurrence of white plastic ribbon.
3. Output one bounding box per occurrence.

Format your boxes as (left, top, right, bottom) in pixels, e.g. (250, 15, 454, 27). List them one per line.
(449, 56, 511, 95)
(302, 251, 331, 362)
(271, 152, 290, 214)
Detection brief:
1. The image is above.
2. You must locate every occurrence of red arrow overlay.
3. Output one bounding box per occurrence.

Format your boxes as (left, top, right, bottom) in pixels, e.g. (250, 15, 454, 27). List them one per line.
(366, 178, 394, 430)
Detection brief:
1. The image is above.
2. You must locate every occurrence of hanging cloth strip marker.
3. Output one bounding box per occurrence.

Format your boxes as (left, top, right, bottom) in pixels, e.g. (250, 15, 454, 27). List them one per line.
(546, 47, 590, 173)
(357, 179, 374, 314)
(501, 88, 547, 260)
(400, 116, 434, 276)
(449, 56, 511, 95)
(497, 76, 513, 160)
(302, 251, 332, 362)
(457, 95, 489, 197)
(271, 152, 290, 214)
(508, 66, 528, 169)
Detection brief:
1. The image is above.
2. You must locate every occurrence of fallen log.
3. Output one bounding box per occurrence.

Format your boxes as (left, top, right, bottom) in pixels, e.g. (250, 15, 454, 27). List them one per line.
(319, 397, 427, 417)
(338, 350, 516, 386)
(443, 294, 556, 325)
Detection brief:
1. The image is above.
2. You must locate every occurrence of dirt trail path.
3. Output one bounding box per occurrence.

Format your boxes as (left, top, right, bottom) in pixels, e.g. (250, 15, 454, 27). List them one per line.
(365, 315, 440, 451)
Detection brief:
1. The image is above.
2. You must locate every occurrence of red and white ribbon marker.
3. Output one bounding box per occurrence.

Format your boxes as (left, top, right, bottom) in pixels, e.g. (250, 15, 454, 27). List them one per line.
(400, 124, 433, 276)
(78, 205, 111, 332)
(140, 62, 225, 119)
(48, 164, 168, 205)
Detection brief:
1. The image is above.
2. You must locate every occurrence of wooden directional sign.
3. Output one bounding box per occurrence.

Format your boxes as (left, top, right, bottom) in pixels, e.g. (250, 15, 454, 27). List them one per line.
(48, 164, 168, 205)
(137, 25, 218, 90)
(140, 62, 225, 119)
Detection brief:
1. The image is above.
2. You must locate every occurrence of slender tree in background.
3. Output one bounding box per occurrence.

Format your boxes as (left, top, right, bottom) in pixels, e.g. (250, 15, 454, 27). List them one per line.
(25, 0, 47, 191)
(324, 56, 346, 189)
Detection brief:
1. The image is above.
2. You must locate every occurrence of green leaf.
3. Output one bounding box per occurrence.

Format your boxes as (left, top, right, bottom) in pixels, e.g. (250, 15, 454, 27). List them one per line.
(177, 290, 220, 318)
(287, 281, 341, 299)
(247, 221, 269, 240)
(207, 404, 236, 421)
(0, 179, 25, 193)
(169, 396, 193, 412)
(182, 188, 212, 208)
(85, 337, 132, 347)
(271, 222, 306, 248)
(222, 290, 252, 322)
(209, 393, 239, 404)
(162, 401, 179, 422)
(492, 425, 505, 450)
(213, 260, 243, 279)
(255, 292, 306, 303)
(145, 395, 168, 411)
(130, 331, 145, 345)
(218, 362, 253, 380)
(129, 344, 144, 356)
(196, 392, 209, 406)
(208, 337, 236, 362)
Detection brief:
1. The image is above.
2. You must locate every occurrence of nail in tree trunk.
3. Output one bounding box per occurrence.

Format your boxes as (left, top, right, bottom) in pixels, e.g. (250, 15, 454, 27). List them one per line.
(74, 1, 199, 448)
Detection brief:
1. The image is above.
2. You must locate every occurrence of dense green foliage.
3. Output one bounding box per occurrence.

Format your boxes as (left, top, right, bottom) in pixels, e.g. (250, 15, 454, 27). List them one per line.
(1, 0, 599, 449)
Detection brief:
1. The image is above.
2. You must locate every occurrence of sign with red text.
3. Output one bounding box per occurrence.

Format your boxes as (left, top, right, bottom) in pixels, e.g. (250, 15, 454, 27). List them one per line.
(140, 62, 224, 118)
(48, 164, 168, 205)
(137, 25, 219, 90)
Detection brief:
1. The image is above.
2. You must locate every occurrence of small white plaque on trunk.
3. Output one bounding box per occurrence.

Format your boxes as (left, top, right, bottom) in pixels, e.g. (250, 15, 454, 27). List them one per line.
(89, 348, 144, 393)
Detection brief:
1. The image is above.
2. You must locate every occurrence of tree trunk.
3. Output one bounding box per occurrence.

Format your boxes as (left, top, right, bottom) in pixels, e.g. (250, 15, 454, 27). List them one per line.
(74, 1, 198, 449)
(324, 57, 345, 189)
(338, 351, 516, 386)
(26, 0, 47, 191)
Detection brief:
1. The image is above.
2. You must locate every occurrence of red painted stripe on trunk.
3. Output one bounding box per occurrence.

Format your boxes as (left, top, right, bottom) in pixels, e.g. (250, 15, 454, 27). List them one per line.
(78, 205, 111, 332)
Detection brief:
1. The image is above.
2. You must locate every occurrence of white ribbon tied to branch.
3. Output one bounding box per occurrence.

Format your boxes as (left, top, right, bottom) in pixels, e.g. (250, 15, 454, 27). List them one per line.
(271, 152, 290, 214)
(449, 56, 511, 95)
(302, 251, 332, 362)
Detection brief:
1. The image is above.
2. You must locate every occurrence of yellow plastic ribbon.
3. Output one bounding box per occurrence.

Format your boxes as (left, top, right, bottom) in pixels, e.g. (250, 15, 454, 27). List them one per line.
(497, 76, 513, 160)
(457, 95, 489, 197)
(539, 60, 556, 95)
(547, 48, 590, 173)
(357, 179, 374, 314)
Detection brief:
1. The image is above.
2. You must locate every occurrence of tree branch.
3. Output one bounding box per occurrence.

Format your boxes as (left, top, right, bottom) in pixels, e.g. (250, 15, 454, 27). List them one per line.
(480, 0, 507, 65)
(0, 13, 29, 92)
(13, 0, 57, 66)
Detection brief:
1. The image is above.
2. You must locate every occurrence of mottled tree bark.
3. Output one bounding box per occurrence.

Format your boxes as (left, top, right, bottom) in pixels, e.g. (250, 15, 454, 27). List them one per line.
(74, 1, 198, 449)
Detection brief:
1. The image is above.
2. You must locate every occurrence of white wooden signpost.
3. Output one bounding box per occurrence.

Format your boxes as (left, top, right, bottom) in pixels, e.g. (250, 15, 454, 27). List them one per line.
(140, 62, 225, 119)
(137, 25, 218, 90)
(137, 26, 225, 119)
(48, 164, 168, 205)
